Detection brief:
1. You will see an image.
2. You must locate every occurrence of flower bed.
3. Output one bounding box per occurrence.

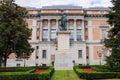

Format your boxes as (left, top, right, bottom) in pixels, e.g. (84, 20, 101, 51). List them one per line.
(0, 67, 54, 80)
(34, 69, 45, 74)
(74, 66, 120, 79)
(81, 68, 96, 72)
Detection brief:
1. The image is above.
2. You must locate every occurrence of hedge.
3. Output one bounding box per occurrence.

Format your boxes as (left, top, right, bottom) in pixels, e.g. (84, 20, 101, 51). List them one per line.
(0, 67, 54, 80)
(0, 67, 34, 72)
(77, 65, 110, 72)
(0, 66, 51, 72)
(74, 66, 120, 79)
(91, 65, 110, 72)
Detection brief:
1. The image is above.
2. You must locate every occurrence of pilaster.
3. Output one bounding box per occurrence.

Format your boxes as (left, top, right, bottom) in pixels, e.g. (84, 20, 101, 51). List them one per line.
(56, 19, 59, 31)
(74, 19, 77, 41)
(82, 20, 85, 41)
(48, 19, 51, 41)
(40, 19, 43, 41)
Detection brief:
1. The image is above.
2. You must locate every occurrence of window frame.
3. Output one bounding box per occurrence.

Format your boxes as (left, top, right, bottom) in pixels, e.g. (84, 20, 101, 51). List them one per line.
(77, 29, 82, 41)
(50, 29, 56, 41)
(42, 29, 48, 41)
(69, 29, 74, 41)
(78, 50, 82, 58)
(42, 50, 47, 59)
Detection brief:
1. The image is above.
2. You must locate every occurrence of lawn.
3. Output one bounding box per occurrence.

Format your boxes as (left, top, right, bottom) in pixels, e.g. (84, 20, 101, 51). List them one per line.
(51, 70, 80, 80)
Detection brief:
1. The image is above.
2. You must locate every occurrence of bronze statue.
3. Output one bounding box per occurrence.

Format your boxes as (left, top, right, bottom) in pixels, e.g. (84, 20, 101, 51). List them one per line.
(59, 12, 67, 30)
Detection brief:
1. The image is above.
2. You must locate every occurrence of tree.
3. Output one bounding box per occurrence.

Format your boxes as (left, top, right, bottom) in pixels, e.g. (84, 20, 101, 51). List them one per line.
(104, 0, 120, 72)
(0, 0, 34, 67)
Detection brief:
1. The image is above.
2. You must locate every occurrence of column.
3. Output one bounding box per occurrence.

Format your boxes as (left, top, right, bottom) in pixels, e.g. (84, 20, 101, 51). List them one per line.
(82, 20, 85, 41)
(48, 19, 50, 41)
(56, 19, 59, 31)
(74, 19, 77, 41)
(83, 44, 87, 65)
(67, 19, 69, 30)
(88, 26, 93, 42)
(89, 45, 94, 65)
(40, 19, 42, 41)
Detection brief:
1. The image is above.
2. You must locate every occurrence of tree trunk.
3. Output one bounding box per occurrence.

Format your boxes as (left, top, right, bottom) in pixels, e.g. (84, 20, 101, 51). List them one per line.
(3, 58, 7, 67)
(0, 61, 1, 67)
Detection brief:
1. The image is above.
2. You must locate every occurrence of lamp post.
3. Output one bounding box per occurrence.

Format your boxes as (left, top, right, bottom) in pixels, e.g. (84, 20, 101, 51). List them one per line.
(97, 51, 102, 65)
(23, 52, 26, 67)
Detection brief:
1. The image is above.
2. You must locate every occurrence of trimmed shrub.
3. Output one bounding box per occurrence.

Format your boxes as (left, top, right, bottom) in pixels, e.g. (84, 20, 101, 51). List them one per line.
(74, 66, 120, 79)
(0, 66, 54, 80)
(0, 67, 34, 72)
(91, 65, 110, 72)
(78, 65, 91, 68)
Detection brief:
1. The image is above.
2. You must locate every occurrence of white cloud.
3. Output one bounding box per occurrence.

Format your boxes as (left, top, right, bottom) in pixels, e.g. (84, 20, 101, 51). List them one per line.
(15, 0, 112, 8)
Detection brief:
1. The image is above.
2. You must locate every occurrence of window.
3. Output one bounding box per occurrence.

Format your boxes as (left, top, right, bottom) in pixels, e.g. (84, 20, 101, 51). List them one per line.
(42, 50, 47, 59)
(42, 29, 48, 41)
(36, 28, 40, 39)
(29, 28, 32, 40)
(77, 29, 82, 41)
(16, 63, 21, 67)
(69, 29, 74, 40)
(101, 29, 108, 39)
(51, 29, 56, 41)
(84, 21, 88, 27)
(78, 50, 82, 58)
(36, 46, 39, 59)
(36, 46, 39, 49)
(36, 63, 38, 66)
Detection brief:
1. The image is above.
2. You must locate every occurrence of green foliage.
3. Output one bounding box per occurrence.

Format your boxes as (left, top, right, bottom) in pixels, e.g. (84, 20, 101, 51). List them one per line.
(104, 0, 120, 72)
(51, 61, 54, 66)
(77, 65, 91, 68)
(74, 66, 120, 79)
(91, 65, 110, 72)
(0, 66, 54, 80)
(0, 67, 35, 72)
(0, 0, 33, 67)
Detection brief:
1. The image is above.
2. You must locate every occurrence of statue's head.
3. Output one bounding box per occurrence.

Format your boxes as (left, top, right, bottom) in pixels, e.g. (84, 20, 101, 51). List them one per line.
(63, 12, 66, 15)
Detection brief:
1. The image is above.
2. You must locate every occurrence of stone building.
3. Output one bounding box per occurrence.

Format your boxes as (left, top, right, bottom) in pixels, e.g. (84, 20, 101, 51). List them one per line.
(6, 5, 110, 69)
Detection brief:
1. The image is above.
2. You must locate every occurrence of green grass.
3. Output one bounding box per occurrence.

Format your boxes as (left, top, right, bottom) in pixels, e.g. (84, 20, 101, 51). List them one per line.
(51, 70, 80, 80)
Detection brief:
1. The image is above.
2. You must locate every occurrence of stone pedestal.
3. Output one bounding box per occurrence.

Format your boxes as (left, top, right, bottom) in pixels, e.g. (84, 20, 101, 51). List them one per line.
(54, 31, 73, 70)
(57, 31, 70, 51)
(54, 52, 73, 70)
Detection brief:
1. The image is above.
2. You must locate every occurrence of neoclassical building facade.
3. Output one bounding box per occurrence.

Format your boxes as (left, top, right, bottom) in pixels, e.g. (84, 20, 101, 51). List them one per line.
(6, 5, 110, 67)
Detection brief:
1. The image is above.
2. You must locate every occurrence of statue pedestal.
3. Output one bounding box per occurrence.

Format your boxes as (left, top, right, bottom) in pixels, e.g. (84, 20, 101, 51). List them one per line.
(57, 31, 70, 51)
(54, 31, 73, 70)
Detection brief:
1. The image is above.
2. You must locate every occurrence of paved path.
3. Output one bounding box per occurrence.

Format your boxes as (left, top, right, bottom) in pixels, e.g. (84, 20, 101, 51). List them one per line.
(51, 70, 81, 80)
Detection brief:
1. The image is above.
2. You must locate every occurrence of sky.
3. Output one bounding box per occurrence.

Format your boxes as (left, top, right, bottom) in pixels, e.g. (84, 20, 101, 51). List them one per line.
(15, 0, 112, 8)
